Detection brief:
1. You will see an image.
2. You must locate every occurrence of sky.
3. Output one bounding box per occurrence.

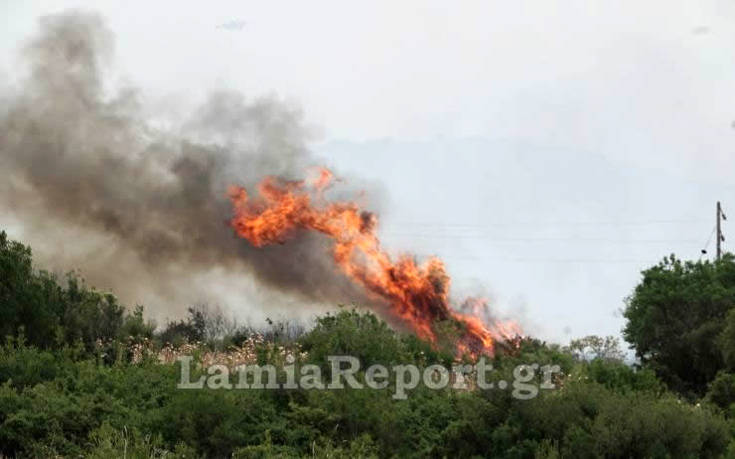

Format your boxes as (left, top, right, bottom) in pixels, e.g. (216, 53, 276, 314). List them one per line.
(2, 1, 735, 345)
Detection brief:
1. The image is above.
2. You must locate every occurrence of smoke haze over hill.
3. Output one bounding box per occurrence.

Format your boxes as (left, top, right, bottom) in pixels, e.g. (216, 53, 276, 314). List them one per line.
(0, 11, 375, 322)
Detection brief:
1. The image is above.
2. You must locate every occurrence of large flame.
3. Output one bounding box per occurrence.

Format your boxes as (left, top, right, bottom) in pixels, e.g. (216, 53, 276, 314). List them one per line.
(228, 168, 519, 356)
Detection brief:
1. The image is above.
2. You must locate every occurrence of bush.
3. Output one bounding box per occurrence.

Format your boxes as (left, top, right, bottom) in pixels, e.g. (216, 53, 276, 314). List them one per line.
(0, 230, 732, 457)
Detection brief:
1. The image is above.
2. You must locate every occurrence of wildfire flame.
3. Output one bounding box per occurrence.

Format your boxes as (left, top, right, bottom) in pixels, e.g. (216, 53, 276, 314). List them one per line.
(228, 168, 519, 356)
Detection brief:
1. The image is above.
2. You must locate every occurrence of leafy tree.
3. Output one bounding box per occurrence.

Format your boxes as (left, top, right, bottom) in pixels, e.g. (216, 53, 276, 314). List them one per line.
(568, 335, 624, 362)
(0, 231, 128, 353)
(705, 371, 735, 412)
(718, 307, 735, 371)
(120, 304, 156, 343)
(57, 275, 125, 352)
(0, 231, 58, 348)
(582, 359, 662, 394)
(300, 309, 418, 369)
(623, 254, 735, 396)
(159, 307, 207, 345)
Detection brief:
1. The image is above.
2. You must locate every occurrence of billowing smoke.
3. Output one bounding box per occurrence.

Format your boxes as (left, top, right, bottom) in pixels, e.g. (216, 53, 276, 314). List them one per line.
(0, 11, 373, 322)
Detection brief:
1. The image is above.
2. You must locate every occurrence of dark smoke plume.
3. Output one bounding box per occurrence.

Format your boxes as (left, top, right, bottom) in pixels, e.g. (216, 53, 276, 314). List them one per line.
(0, 11, 373, 321)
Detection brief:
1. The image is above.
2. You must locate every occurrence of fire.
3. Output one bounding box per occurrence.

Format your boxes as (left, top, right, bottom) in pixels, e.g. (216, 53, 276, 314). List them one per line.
(228, 168, 519, 356)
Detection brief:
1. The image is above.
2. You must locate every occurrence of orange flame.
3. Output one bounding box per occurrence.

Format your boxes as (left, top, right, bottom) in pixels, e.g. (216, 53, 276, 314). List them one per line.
(228, 168, 519, 356)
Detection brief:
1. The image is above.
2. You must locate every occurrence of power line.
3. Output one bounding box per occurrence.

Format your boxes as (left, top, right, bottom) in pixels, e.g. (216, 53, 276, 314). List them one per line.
(387, 219, 708, 229)
(700, 225, 716, 261)
(411, 254, 664, 264)
(382, 233, 702, 244)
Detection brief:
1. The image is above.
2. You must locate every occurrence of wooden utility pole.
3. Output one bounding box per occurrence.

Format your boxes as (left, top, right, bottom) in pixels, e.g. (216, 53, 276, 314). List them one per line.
(717, 201, 726, 260)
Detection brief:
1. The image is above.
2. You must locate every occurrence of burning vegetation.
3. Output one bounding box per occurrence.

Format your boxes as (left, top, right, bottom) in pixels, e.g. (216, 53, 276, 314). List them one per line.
(0, 10, 519, 357)
(229, 168, 520, 356)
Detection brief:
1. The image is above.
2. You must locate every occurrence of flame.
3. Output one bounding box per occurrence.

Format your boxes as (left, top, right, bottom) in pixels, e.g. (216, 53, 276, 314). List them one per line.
(228, 168, 519, 356)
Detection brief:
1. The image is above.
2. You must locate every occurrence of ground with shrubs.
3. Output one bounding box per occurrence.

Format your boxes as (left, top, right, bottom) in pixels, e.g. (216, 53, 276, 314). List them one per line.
(2, 230, 735, 458)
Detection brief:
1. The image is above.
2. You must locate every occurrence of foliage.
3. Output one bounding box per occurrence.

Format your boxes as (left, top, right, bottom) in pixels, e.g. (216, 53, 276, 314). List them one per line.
(568, 335, 624, 362)
(0, 231, 128, 354)
(623, 254, 735, 396)
(0, 230, 733, 457)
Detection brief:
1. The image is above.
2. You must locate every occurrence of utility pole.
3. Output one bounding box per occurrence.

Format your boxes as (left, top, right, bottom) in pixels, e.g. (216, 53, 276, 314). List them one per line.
(717, 201, 727, 260)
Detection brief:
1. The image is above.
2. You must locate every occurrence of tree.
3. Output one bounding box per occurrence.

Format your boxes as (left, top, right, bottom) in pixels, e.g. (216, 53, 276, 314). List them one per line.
(568, 335, 624, 362)
(0, 231, 59, 347)
(0, 231, 130, 353)
(623, 254, 735, 396)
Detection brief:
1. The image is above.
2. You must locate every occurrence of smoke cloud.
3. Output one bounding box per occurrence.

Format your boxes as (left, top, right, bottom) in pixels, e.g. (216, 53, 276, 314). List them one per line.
(0, 11, 373, 322)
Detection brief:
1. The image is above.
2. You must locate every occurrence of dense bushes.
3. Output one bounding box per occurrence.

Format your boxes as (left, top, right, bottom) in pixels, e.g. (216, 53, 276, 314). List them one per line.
(1, 230, 734, 457)
(0, 231, 129, 354)
(0, 319, 729, 457)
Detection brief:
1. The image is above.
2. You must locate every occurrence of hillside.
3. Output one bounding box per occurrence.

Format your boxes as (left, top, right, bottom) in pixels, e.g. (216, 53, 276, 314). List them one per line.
(1, 230, 733, 457)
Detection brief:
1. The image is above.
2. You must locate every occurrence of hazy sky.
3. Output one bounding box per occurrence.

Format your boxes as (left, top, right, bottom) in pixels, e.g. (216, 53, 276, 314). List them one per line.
(2, 1, 735, 344)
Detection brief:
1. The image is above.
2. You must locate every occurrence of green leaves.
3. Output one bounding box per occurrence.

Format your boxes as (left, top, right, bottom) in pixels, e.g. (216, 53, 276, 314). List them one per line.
(623, 254, 735, 396)
(1, 229, 733, 457)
